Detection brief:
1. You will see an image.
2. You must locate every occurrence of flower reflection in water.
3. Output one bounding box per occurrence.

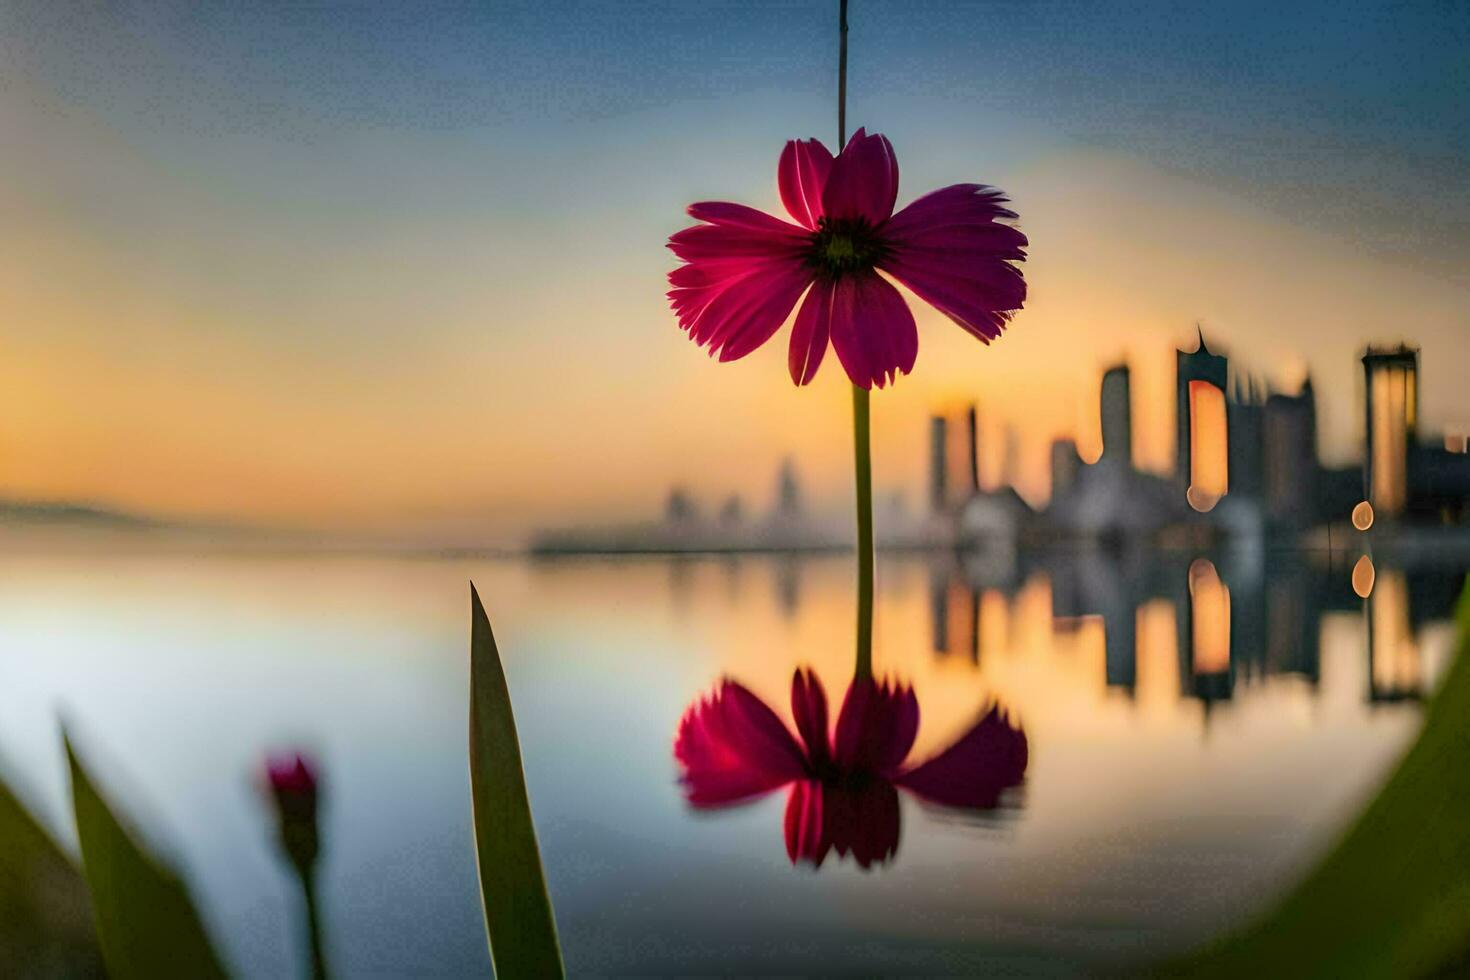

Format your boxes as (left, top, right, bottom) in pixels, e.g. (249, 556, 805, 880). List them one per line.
(675, 668, 1027, 869)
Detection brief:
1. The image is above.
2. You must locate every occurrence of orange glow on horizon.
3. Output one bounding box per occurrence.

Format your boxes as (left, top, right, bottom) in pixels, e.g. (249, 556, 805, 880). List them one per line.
(5, 142, 1469, 535)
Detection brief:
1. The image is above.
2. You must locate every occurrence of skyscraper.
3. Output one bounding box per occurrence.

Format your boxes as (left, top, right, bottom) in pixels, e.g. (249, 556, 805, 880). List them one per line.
(951, 405, 980, 499)
(776, 457, 802, 520)
(1051, 438, 1082, 498)
(1100, 364, 1132, 464)
(1226, 375, 1264, 500)
(929, 406, 980, 514)
(1262, 380, 1319, 527)
(1362, 345, 1419, 519)
(1176, 329, 1230, 512)
(929, 415, 948, 514)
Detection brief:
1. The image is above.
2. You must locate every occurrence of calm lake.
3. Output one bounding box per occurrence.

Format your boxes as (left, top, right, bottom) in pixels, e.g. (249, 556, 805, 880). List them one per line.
(0, 541, 1459, 975)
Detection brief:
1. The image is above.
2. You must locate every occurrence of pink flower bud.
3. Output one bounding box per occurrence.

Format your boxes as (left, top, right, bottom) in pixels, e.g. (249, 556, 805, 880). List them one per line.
(262, 750, 321, 873)
(265, 752, 318, 801)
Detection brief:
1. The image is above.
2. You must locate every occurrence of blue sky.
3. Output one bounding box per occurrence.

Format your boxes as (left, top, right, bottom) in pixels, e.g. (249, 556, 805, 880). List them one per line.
(7, 0, 1465, 269)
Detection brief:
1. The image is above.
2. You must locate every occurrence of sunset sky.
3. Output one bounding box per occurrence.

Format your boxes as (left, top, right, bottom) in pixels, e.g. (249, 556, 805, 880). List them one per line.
(2, 1, 1467, 542)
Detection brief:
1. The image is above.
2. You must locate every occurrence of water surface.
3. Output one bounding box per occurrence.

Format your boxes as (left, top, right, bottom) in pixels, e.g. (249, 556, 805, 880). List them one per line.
(0, 542, 1457, 975)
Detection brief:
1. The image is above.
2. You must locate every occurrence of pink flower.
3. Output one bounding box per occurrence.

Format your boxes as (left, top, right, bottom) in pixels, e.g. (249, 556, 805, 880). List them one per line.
(264, 752, 318, 803)
(674, 668, 1027, 869)
(262, 751, 322, 873)
(667, 129, 1027, 389)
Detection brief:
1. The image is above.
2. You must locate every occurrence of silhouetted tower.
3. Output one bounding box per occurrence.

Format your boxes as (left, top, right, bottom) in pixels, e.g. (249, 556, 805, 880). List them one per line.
(665, 487, 698, 524)
(929, 416, 948, 513)
(1051, 438, 1082, 497)
(719, 495, 743, 526)
(950, 405, 980, 498)
(1362, 345, 1419, 519)
(999, 424, 1019, 489)
(1227, 375, 1264, 499)
(776, 458, 802, 519)
(929, 406, 980, 512)
(1100, 364, 1133, 464)
(1176, 328, 1230, 509)
(1262, 380, 1319, 526)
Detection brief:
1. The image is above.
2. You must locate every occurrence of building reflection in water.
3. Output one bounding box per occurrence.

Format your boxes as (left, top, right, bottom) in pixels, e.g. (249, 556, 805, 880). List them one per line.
(773, 555, 802, 620)
(930, 566, 979, 664)
(1185, 559, 1232, 709)
(1363, 562, 1424, 703)
(926, 547, 1459, 723)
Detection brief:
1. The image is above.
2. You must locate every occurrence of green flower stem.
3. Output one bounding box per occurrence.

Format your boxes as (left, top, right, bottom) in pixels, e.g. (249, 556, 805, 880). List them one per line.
(852, 382, 874, 680)
(837, 0, 871, 682)
(301, 868, 329, 980)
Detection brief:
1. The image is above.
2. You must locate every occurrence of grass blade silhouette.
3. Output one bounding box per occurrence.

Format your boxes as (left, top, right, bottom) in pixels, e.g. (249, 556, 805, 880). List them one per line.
(0, 765, 102, 975)
(468, 584, 564, 977)
(64, 732, 228, 979)
(1161, 576, 1470, 977)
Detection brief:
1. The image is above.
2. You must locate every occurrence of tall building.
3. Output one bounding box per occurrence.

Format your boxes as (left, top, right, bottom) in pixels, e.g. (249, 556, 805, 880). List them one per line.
(929, 416, 948, 513)
(951, 405, 980, 499)
(665, 487, 698, 524)
(776, 457, 802, 520)
(719, 495, 743, 526)
(1262, 380, 1319, 527)
(928, 405, 980, 513)
(1226, 375, 1264, 499)
(1363, 345, 1419, 519)
(1176, 329, 1230, 511)
(1100, 365, 1132, 464)
(1051, 438, 1082, 498)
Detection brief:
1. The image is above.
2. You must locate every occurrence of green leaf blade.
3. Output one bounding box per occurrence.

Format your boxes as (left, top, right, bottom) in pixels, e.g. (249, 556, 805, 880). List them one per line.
(0, 768, 102, 975)
(65, 733, 228, 980)
(1165, 575, 1470, 977)
(468, 583, 564, 978)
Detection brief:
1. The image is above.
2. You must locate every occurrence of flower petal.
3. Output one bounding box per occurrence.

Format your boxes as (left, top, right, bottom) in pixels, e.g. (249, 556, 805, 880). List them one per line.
(787, 277, 834, 386)
(667, 221, 808, 264)
(687, 201, 812, 239)
(668, 258, 813, 361)
(821, 128, 899, 224)
(667, 255, 783, 335)
(825, 781, 900, 869)
(667, 200, 816, 361)
(790, 668, 831, 767)
(784, 780, 830, 867)
(827, 272, 918, 390)
(778, 138, 834, 230)
(833, 676, 919, 777)
(879, 184, 1027, 343)
(674, 679, 809, 807)
(895, 704, 1028, 809)
(720, 268, 810, 360)
(667, 201, 809, 277)
(883, 183, 1020, 239)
